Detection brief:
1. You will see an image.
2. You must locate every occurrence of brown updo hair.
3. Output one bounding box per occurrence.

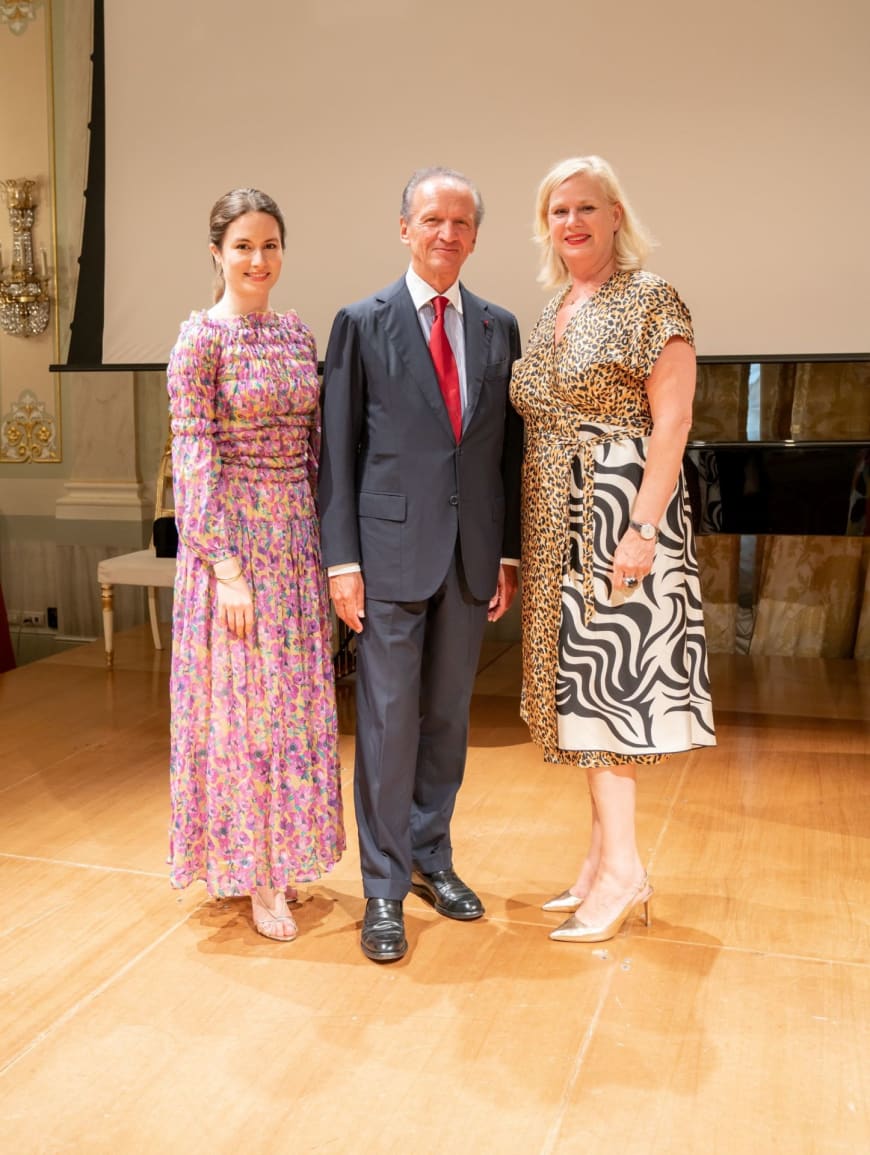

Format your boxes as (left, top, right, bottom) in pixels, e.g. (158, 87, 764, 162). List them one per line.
(208, 188, 286, 303)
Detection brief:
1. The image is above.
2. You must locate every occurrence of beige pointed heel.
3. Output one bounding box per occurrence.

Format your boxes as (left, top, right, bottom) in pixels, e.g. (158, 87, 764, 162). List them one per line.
(549, 877, 653, 943)
(541, 889, 584, 912)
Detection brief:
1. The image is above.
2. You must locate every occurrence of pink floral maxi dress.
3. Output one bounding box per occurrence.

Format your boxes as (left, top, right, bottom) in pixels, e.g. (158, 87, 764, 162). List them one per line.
(167, 310, 345, 896)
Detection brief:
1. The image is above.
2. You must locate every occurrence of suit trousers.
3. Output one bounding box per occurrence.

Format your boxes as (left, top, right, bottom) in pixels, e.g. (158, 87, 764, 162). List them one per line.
(354, 550, 490, 900)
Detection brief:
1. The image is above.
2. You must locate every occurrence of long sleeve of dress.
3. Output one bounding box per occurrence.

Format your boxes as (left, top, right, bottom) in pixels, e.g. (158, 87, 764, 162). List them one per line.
(305, 329, 321, 497)
(167, 316, 235, 565)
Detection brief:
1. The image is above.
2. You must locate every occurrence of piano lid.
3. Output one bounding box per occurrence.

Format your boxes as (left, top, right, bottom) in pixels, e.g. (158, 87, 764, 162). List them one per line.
(685, 441, 869, 536)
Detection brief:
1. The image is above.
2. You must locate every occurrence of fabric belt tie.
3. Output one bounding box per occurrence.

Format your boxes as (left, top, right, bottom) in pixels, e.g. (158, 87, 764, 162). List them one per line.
(542, 426, 647, 623)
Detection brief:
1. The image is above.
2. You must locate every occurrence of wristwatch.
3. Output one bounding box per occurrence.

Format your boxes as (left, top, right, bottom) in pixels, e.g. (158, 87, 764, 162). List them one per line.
(629, 519, 659, 541)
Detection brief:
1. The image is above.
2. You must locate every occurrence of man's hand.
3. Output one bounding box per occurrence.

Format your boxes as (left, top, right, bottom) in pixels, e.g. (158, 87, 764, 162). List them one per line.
(330, 571, 366, 632)
(487, 563, 518, 622)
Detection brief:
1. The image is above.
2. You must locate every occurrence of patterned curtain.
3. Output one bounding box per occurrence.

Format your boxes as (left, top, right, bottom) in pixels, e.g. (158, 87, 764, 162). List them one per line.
(854, 558, 870, 659)
(750, 536, 869, 657)
(695, 534, 740, 653)
(692, 363, 749, 442)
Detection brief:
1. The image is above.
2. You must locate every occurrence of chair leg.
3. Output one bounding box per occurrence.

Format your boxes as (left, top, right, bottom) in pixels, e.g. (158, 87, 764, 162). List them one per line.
(100, 582, 114, 669)
(147, 586, 163, 650)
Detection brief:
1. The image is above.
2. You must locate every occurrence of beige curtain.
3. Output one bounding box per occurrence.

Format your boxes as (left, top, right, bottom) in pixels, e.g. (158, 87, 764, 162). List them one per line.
(696, 534, 740, 653)
(750, 536, 869, 657)
(854, 560, 870, 659)
(51, 0, 94, 361)
(692, 363, 749, 442)
(790, 361, 870, 439)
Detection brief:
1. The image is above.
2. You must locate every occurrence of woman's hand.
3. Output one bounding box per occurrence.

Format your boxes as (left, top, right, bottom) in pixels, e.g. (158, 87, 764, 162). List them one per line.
(214, 558, 254, 638)
(611, 530, 656, 592)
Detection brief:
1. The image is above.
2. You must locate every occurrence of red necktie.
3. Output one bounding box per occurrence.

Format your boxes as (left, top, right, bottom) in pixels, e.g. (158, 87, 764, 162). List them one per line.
(429, 295, 462, 441)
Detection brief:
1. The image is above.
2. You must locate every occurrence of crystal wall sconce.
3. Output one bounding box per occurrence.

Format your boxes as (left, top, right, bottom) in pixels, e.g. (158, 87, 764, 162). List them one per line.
(0, 178, 50, 338)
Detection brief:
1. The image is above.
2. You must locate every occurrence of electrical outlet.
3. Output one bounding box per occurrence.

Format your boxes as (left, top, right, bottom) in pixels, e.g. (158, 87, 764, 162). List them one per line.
(21, 610, 45, 628)
(7, 608, 21, 626)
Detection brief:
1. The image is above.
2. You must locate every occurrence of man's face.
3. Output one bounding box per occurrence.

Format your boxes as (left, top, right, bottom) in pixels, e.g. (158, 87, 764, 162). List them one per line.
(400, 177, 478, 292)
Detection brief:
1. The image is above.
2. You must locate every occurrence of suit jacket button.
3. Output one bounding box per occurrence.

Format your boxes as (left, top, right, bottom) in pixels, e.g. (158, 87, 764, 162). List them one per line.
(449, 494, 459, 506)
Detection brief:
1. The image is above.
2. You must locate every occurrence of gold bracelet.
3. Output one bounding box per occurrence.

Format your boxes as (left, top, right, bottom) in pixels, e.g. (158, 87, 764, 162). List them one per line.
(214, 569, 243, 585)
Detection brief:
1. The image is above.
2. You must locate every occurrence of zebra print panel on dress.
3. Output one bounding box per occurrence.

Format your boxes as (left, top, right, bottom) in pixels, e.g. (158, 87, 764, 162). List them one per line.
(556, 429, 716, 756)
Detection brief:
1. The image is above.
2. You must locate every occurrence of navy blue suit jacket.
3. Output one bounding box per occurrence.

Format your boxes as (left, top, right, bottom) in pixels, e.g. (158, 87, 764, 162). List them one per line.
(319, 277, 523, 602)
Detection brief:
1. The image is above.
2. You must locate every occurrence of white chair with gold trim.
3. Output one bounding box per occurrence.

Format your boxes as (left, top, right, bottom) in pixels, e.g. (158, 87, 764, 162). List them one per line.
(97, 436, 176, 667)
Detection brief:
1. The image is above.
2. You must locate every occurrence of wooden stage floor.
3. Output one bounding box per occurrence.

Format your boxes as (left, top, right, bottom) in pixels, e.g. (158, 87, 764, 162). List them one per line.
(0, 628, 868, 1154)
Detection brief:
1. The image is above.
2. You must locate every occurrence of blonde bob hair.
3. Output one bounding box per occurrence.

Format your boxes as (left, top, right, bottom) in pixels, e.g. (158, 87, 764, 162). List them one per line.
(534, 156, 653, 289)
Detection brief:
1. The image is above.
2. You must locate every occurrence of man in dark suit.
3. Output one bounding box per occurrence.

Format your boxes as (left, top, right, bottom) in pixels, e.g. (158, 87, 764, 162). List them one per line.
(319, 166, 523, 963)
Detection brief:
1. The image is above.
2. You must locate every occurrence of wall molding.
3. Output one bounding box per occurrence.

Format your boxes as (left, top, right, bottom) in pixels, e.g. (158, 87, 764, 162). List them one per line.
(55, 479, 149, 521)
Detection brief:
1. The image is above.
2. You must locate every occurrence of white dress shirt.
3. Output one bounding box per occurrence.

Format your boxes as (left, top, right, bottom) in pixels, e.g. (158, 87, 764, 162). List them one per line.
(404, 265, 469, 412)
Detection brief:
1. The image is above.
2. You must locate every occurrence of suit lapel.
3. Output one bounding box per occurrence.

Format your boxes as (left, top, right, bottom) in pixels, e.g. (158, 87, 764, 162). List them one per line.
(460, 286, 493, 432)
(378, 281, 457, 438)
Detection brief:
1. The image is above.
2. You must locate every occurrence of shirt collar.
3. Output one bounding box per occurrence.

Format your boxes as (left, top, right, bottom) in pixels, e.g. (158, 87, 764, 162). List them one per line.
(405, 265, 463, 316)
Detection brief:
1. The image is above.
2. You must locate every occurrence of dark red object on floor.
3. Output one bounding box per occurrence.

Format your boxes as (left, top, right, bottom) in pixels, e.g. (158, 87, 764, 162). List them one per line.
(0, 584, 16, 672)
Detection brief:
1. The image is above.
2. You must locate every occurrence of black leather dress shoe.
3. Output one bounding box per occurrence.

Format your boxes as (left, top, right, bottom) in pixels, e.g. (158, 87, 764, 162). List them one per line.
(410, 868, 484, 920)
(360, 898, 407, 962)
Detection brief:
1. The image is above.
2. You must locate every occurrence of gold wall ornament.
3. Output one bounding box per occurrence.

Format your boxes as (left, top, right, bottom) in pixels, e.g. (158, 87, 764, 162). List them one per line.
(0, 178, 50, 337)
(1, 388, 59, 461)
(0, 2, 39, 35)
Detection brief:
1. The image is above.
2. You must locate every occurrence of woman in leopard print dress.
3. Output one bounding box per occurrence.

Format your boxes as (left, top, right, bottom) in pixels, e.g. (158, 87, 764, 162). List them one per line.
(510, 157, 715, 944)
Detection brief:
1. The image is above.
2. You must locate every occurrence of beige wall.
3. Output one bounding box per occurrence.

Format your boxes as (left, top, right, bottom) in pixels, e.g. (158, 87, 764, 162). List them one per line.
(104, 0, 870, 362)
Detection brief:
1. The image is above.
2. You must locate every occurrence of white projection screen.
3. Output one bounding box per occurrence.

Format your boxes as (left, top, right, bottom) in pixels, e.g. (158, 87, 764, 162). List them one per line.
(103, 0, 870, 365)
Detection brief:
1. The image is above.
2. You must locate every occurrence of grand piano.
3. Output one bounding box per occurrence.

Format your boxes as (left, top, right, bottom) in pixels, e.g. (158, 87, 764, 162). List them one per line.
(686, 357, 869, 537)
(686, 440, 867, 536)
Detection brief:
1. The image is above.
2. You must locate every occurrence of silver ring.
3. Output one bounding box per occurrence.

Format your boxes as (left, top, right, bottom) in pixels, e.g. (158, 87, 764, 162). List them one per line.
(624, 576, 639, 588)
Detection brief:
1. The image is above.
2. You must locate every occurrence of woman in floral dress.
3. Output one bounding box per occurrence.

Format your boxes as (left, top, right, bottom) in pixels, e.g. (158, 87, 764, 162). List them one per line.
(510, 158, 715, 945)
(167, 188, 344, 941)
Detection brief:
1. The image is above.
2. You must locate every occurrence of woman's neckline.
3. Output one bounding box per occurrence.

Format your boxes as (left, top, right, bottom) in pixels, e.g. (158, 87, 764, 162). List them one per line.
(205, 307, 278, 321)
(553, 270, 622, 348)
(559, 268, 621, 311)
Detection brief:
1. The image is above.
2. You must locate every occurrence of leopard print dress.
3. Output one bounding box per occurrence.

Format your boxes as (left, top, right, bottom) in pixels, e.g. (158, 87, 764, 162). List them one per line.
(509, 269, 716, 766)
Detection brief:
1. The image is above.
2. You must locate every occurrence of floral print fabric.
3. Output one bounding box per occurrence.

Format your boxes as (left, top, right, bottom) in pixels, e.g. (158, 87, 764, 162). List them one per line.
(167, 310, 344, 896)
